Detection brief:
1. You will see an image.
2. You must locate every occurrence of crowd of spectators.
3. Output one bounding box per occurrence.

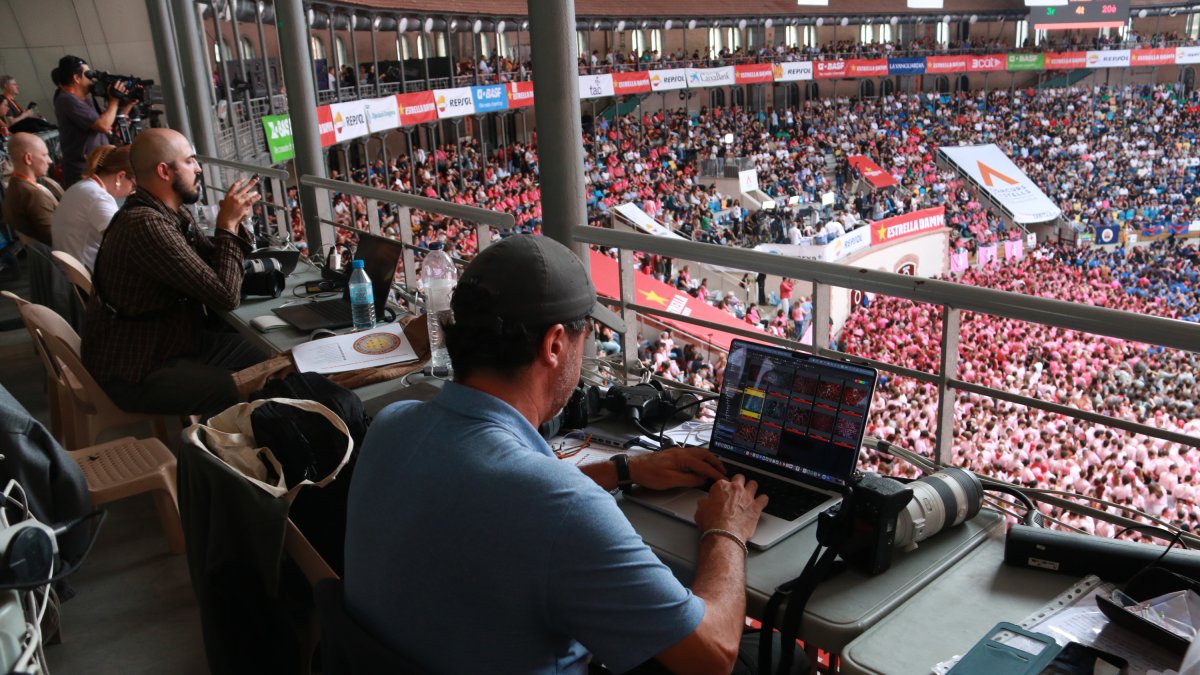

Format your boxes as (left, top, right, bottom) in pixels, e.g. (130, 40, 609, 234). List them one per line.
(842, 240, 1200, 535)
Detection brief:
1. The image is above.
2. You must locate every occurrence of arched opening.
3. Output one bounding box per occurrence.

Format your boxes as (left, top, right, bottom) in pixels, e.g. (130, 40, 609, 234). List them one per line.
(880, 78, 896, 97)
(805, 81, 819, 100)
(956, 74, 970, 92)
(859, 79, 875, 98)
(935, 76, 950, 94)
(710, 88, 725, 108)
(1182, 66, 1196, 93)
(730, 86, 745, 107)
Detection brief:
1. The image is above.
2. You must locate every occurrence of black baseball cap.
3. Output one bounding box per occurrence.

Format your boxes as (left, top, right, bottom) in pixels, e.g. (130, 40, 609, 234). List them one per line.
(455, 235, 625, 333)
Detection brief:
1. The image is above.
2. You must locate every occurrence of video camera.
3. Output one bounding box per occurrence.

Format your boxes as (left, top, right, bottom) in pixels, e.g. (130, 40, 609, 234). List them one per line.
(817, 467, 983, 575)
(86, 70, 153, 103)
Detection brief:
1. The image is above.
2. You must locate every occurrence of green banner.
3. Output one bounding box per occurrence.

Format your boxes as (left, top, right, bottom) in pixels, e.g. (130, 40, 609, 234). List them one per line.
(262, 114, 295, 163)
(1006, 53, 1044, 71)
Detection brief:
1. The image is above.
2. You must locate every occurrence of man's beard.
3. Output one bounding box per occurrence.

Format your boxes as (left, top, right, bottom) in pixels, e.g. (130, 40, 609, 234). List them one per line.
(173, 172, 202, 205)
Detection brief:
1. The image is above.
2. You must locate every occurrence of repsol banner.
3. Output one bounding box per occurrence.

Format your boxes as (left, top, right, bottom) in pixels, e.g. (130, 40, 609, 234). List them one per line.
(329, 100, 369, 143)
(1087, 49, 1131, 68)
(869, 207, 946, 246)
(648, 68, 688, 91)
(433, 87, 475, 119)
(771, 61, 813, 82)
(887, 57, 926, 76)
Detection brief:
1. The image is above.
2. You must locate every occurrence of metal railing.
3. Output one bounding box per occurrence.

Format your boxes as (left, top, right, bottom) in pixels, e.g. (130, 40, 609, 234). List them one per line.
(570, 226, 1200, 466)
(196, 155, 292, 241)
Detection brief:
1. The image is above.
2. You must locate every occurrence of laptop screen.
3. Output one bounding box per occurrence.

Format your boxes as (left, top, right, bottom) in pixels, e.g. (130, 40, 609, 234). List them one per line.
(347, 231, 404, 313)
(710, 339, 878, 488)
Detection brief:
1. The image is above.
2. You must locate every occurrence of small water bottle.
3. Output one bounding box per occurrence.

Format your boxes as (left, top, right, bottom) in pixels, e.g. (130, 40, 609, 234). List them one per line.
(348, 259, 376, 331)
(420, 244, 457, 372)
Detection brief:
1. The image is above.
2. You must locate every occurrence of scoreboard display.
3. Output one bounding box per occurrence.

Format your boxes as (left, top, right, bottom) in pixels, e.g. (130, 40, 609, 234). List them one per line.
(1031, 0, 1130, 30)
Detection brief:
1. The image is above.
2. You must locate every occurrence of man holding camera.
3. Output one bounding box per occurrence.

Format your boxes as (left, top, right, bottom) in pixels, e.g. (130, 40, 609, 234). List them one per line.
(346, 235, 802, 674)
(81, 128, 264, 418)
(52, 55, 136, 188)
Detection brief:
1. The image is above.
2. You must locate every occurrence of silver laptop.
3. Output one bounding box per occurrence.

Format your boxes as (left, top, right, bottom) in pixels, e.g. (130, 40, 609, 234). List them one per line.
(625, 339, 878, 550)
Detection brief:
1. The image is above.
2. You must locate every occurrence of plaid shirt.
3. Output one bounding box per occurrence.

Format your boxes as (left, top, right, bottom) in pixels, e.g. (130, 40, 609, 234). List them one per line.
(81, 191, 251, 385)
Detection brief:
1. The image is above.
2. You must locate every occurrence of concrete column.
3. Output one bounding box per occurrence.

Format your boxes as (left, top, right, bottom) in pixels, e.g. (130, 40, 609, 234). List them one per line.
(145, 0, 191, 138)
(528, 0, 586, 260)
(274, 0, 329, 256)
(169, 0, 218, 156)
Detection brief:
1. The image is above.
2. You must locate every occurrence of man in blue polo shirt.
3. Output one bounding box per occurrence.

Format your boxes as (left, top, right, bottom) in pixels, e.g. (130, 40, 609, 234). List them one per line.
(346, 235, 780, 674)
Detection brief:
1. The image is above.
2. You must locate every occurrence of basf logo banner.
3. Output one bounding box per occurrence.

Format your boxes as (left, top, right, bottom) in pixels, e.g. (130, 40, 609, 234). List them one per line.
(471, 85, 508, 113)
(329, 101, 369, 143)
(648, 69, 689, 91)
(433, 87, 475, 119)
(940, 145, 1063, 223)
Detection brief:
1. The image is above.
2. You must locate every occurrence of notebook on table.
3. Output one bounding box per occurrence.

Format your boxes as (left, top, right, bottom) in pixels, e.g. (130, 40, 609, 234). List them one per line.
(272, 232, 403, 332)
(625, 338, 878, 550)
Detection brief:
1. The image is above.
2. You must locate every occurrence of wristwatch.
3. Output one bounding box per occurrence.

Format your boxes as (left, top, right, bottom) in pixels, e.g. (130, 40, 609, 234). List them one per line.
(610, 453, 634, 492)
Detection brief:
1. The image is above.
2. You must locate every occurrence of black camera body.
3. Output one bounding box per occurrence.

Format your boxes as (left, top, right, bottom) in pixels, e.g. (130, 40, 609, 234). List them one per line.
(86, 70, 153, 103)
(817, 472, 913, 576)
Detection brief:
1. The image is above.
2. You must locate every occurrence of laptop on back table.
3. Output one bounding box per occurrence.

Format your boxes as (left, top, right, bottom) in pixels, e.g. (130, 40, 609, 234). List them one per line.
(272, 231, 403, 332)
(625, 338, 878, 550)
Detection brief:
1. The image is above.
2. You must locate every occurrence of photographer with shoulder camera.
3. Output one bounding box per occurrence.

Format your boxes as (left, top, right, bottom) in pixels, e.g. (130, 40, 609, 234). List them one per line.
(51, 55, 136, 188)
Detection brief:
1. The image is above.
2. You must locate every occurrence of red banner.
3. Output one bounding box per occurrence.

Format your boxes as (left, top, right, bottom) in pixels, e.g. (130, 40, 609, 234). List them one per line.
(611, 71, 652, 94)
(396, 91, 437, 125)
(925, 55, 968, 74)
(869, 207, 946, 246)
(1131, 48, 1176, 66)
(1044, 52, 1087, 70)
(506, 81, 535, 108)
(847, 59, 889, 77)
(734, 63, 774, 84)
(814, 60, 848, 79)
(847, 155, 898, 189)
(589, 251, 752, 351)
(316, 105, 336, 147)
(967, 54, 1007, 72)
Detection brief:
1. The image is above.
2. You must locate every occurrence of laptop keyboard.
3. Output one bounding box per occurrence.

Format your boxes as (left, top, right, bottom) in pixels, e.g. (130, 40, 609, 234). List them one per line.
(306, 299, 351, 322)
(728, 467, 830, 522)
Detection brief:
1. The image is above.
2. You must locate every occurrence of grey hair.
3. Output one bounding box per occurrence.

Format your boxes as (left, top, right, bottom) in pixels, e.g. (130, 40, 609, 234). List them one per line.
(0, 75, 13, 91)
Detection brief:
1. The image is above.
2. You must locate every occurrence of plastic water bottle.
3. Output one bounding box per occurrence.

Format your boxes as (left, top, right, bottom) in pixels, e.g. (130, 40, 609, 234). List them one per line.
(421, 244, 457, 372)
(348, 259, 376, 331)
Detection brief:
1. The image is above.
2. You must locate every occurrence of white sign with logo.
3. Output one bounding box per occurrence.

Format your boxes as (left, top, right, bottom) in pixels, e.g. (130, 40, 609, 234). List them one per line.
(648, 68, 688, 91)
(330, 100, 370, 142)
(1176, 46, 1200, 65)
(433, 87, 476, 119)
(685, 66, 735, 88)
(364, 96, 400, 133)
(940, 144, 1062, 224)
(579, 74, 615, 99)
(738, 169, 759, 194)
(613, 202, 686, 240)
(773, 61, 814, 82)
(1086, 49, 1131, 69)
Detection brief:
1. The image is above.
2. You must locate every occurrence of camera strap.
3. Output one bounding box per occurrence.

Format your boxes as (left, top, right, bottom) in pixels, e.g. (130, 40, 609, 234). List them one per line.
(757, 492, 857, 675)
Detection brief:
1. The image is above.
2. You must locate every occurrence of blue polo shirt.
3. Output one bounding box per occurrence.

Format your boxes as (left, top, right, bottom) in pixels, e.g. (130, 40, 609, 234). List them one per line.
(345, 382, 704, 674)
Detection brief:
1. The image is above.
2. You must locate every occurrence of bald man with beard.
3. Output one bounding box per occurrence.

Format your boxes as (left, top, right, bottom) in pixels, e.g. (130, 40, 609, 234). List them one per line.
(2, 132, 60, 246)
(81, 128, 266, 417)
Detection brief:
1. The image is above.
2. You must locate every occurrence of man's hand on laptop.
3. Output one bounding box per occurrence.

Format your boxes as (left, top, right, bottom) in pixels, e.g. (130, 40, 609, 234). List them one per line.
(694, 474, 768, 544)
(631, 446, 727, 490)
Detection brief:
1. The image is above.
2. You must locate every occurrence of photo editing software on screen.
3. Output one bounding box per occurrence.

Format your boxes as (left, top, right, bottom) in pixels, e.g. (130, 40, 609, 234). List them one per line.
(711, 342, 875, 487)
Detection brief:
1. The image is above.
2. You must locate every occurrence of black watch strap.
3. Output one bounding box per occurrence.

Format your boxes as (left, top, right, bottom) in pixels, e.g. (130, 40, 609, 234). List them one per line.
(611, 453, 633, 491)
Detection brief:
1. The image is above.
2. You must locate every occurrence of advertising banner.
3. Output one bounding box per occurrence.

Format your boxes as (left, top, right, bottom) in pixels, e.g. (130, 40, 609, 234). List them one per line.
(506, 81, 535, 108)
(869, 207, 946, 246)
(925, 55, 968, 74)
(814, 60, 848, 79)
(755, 226, 871, 263)
(734, 63, 775, 84)
(1131, 48, 1175, 67)
(887, 57, 926, 76)
(396, 91, 437, 125)
(432, 88, 474, 120)
(1093, 222, 1120, 245)
(612, 71, 652, 94)
(316, 105, 336, 148)
(1044, 52, 1087, 70)
(1007, 53, 1044, 71)
(772, 61, 813, 82)
(967, 54, 1007, 72)
(1086, 49, 1131, 68)
(261, 114, 295, 163)
(648, 68, 689, 91)
(364, 95, 401, 131)
(579, 73, 615, 99)
(613, 202, 686, 240)
(1004, 239, 1024, 262)
(329, 100, 369, 143)
(940, 144, 1063, 223)
(978, 243, 997, 267)
(847, 59, 889, 77)
(685, 66, 735, 88)
(950, 250, 969, 274)
(738, 169, 759, 194)
(847, 155, 898, 188)
(471, 84, 508, 113)
(1176, 46, 1200, 65)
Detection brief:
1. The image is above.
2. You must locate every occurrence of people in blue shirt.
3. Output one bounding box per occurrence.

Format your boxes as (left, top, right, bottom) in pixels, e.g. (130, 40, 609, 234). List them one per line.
(345, 235, 786, 674)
